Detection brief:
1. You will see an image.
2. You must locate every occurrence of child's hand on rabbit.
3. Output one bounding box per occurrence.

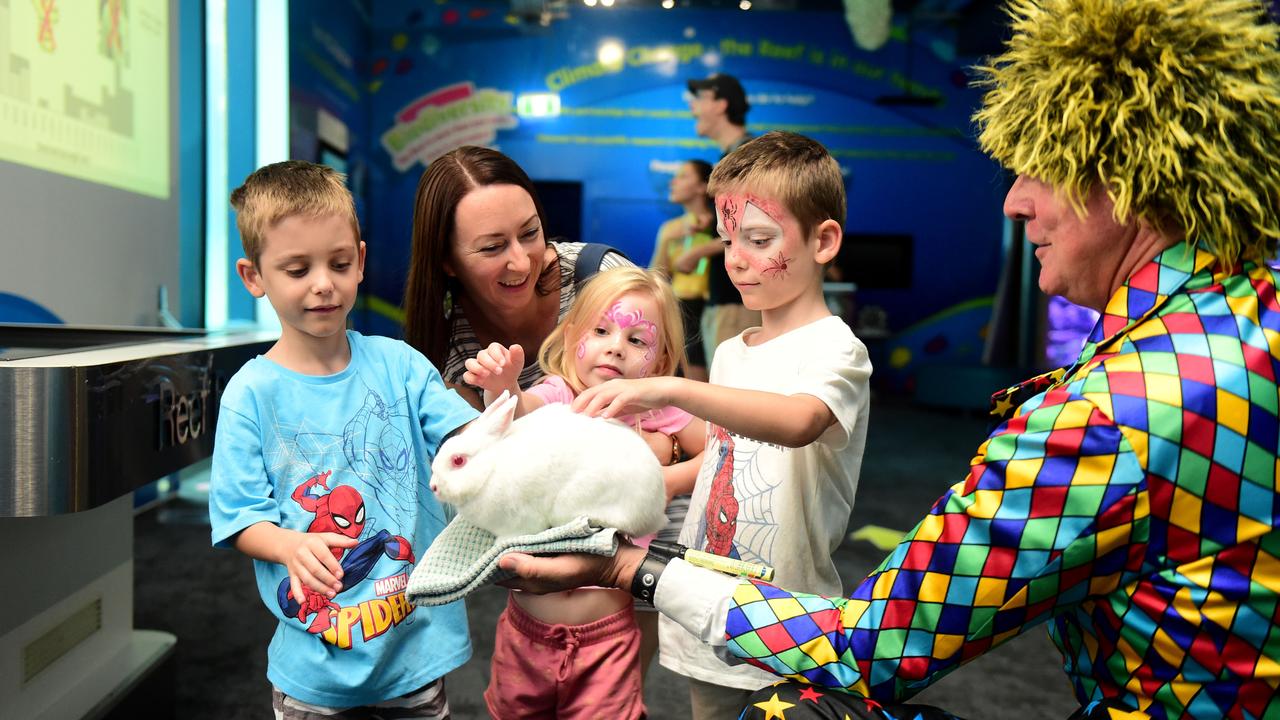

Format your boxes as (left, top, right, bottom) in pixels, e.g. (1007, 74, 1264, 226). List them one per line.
(463, 343, 524, 406)
(572, 376, 679, 419)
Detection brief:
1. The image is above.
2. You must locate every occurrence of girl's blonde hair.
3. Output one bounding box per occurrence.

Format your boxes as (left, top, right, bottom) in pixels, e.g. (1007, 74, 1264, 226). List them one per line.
(538, 267, 686, 394)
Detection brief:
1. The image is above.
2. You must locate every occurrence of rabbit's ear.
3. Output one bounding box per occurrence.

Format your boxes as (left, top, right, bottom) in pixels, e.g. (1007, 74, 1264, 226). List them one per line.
(487, 391, 518, 436)
(472, 389, 517, 441)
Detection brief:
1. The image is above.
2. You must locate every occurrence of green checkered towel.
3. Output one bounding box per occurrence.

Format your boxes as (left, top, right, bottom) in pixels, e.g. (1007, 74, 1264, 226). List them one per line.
(406, 515, 618, 607)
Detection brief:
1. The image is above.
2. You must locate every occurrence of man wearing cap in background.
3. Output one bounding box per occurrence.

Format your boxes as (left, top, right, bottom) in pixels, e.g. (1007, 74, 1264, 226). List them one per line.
(688, 72, 752, 156)
(677, 72, 763, 368)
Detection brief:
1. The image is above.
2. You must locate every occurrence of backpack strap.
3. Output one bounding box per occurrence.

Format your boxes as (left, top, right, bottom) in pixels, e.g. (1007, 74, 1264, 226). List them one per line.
(573, 243, 628, 288)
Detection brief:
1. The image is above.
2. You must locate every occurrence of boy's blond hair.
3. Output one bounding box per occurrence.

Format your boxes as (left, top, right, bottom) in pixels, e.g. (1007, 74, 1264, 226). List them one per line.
(707, 131, 846, 238)
(229, 160, 360, 266)
(538, 267, 686, 395)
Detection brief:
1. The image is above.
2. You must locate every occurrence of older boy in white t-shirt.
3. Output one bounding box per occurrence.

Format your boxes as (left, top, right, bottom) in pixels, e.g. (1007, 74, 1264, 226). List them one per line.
(572, 131, 872, 719)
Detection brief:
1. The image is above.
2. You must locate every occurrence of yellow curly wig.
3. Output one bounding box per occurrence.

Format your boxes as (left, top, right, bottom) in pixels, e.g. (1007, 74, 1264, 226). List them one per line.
(974, 0, 1280, 266)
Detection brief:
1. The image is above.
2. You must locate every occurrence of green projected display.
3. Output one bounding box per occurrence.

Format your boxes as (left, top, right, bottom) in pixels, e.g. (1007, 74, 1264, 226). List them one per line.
(0, 0, 169, 199)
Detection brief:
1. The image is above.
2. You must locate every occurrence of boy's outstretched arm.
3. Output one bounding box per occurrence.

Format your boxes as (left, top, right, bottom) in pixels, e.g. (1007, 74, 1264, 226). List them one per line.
(573, 377, 833, 448)
(234, 522, 359, 603)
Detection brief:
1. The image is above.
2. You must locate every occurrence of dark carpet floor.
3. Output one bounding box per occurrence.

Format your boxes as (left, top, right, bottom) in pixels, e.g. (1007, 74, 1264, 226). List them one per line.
(134, 399, 1080, 719)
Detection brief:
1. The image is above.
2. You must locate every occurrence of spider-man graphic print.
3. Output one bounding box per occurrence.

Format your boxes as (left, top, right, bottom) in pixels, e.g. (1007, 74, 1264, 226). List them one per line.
(276, 469, 417, 636)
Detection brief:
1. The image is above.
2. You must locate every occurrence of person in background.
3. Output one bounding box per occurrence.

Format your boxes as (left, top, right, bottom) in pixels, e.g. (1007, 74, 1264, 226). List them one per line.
(401, 146, 632, 412)
(500, 1, 1280, 718)
(209, 161, 478, 719)
(687, 72, 751, 157)
(652, 158, 715, 383)
(682, 72, 762, 366)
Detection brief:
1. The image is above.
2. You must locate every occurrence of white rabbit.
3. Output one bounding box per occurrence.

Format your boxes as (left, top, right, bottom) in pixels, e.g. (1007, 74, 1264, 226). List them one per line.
(430, 391, 668, 540)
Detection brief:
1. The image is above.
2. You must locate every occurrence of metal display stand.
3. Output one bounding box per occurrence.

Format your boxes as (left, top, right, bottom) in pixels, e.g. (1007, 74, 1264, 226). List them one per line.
(0, 325, 276, 719)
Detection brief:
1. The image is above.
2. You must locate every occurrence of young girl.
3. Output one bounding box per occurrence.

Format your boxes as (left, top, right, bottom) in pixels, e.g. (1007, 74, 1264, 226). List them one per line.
(463, 266, 705, 719)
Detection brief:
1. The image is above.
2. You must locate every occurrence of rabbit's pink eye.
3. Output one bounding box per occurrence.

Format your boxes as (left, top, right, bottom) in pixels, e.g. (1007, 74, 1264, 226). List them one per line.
(451, 454, 467, 468)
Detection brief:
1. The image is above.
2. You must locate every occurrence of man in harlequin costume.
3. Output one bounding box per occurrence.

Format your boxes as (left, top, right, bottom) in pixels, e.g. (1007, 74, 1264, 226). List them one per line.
(499, 0, 1280, 717)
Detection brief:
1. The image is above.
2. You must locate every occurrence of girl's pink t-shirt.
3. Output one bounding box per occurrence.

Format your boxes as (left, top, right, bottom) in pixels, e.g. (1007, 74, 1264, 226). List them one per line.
(527, 375, 695, 547)
(527, 375, 693, 434)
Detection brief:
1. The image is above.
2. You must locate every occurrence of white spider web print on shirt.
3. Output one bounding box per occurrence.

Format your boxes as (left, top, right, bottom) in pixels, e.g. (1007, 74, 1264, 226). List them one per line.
(260, 387, 447, 532)
(689, 432, 781, 565)
(727, 441, 781, 565)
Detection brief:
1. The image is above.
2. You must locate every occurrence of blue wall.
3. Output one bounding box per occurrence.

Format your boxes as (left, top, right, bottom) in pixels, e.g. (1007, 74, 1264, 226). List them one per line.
(290, 3, 1010, 376)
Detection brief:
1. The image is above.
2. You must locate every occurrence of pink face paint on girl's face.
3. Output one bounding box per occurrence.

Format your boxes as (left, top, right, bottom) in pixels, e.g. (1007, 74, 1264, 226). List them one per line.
(604, 301, 657, 343)
(571, 292, 664, 386)
(606, 301, 658, 368)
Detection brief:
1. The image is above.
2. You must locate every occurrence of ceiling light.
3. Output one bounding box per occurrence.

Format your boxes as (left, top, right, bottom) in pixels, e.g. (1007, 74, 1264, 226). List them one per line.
(598, 40, 625, 66)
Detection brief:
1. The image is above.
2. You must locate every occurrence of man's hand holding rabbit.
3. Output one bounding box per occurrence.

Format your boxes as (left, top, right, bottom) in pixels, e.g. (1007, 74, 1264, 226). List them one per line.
(497, 543, 646, 595)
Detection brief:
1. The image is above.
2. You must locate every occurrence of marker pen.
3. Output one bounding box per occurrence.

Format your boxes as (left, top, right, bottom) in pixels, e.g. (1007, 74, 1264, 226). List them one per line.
(648, 540, 775, 582)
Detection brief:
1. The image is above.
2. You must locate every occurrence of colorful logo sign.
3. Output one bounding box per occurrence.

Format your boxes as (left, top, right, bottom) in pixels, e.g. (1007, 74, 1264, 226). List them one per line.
(380, 81, 517, 171)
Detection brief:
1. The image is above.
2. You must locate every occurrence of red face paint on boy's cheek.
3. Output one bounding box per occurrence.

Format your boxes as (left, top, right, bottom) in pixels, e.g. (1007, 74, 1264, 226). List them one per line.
(761, 252, 792, 278)
(741, 254, 789, 282)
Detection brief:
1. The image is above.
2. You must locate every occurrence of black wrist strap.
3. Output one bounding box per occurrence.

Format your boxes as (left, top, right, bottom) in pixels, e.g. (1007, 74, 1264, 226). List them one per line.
(630, 552, 668, 606)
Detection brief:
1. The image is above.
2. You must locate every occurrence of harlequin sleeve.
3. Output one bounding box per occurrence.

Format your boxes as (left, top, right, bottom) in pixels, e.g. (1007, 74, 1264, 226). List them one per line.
(722, 388, 1149, 702)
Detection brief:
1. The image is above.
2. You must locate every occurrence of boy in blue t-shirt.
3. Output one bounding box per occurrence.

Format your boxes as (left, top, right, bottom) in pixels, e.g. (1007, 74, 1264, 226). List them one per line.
(209, 161, 478, 717)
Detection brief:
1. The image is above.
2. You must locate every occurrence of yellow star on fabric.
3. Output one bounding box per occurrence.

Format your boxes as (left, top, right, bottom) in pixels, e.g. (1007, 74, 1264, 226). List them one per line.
(753, 692, 796, 720)
(990, 394, 1015, 417)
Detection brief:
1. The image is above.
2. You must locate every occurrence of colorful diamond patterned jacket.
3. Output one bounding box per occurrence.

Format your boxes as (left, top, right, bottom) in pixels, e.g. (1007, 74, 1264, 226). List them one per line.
(724, 243, 1280, 719)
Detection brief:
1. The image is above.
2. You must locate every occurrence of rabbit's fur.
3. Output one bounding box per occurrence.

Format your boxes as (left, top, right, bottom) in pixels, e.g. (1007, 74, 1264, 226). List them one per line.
(430, 391, 668, 539)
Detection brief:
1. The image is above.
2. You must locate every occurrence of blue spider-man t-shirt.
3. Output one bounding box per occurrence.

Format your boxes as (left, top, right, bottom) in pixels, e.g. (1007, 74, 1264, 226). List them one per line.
(209, 331, 479, 708)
